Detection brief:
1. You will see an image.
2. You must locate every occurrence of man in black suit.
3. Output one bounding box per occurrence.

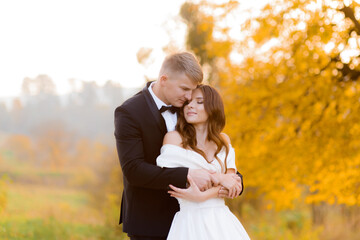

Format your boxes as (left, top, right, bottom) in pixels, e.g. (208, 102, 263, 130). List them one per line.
(114, 52, 243, 240)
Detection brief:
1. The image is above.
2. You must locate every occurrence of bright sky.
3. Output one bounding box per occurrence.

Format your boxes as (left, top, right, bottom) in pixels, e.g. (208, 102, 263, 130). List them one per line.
(0, 0, 190, 97)
(0, 0, 264, 98)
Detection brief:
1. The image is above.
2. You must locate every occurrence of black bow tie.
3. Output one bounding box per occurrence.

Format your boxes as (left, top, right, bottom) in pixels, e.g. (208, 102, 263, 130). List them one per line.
(159, 105, 177, 114)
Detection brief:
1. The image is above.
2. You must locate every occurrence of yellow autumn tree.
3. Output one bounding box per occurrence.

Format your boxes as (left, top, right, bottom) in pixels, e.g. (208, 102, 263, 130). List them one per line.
(179, 0, 360, 212)
(34, 121, 73, 169)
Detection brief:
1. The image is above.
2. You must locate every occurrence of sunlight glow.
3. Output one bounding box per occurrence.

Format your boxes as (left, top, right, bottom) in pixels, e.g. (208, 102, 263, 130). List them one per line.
(0, 0, 187, 98)
(324, 42, 335, 54)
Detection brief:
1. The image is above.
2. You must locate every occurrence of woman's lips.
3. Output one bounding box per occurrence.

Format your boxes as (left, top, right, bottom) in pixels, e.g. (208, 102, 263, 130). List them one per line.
(186, 112, 196, 116)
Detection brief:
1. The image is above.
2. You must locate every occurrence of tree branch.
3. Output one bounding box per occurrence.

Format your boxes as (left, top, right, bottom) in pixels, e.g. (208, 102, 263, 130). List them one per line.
(340, 6, 360, 34)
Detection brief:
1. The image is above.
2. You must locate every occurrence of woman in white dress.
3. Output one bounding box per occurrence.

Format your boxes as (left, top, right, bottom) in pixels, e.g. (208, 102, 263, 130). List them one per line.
(157, 85, 251, 240)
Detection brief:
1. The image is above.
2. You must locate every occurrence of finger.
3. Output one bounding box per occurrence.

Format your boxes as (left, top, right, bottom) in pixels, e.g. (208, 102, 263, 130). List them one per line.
(211, 174, 220, 186)
(234, 187, 239, 198)
(220, 187, 229, 194)
(228, 187, 233, 198)
(218, 189, 228, 195)
(232, 188, 237, 198)
(235, 183, 242, 196)
(187, 175, 194, 185)
(233, 187, 239, 198)
(218, 193, 228, 198)
(207, 182, 212, 190)
(223, 191, 230, 197)
(231, 186, 237, 198)
(234, 186, 240, 197)
(237, 185, 242, 195)
(169, 184, 185, 193)
(231, 174, 240, 180)
(203, 182, 210, 191)
(168, 190, 185, 198)
(211, 176, 219, 186)
(235, 186, 240, 197)
(169, 192, 183, 198)
(232, 186, 237, 198)
(229, 188, 233, 198)
(218, 189, 229, 198)
(222, 193, 232, 199)
(187, 175, 199, 190)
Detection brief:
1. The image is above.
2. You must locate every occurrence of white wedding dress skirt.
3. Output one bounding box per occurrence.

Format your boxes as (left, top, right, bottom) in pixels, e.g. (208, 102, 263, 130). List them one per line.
(157, 144, 251, 240)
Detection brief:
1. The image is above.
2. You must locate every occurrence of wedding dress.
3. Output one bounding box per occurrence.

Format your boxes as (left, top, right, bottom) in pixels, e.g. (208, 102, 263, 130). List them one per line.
(157, 144, 251, 240)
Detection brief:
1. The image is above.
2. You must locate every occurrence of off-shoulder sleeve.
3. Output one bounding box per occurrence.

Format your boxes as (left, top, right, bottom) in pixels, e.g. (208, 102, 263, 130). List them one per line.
(156, 145, 188, 168)
(226, 146, 237, 171)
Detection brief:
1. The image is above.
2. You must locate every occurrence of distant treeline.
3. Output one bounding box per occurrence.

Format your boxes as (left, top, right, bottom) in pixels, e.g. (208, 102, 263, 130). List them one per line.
(0, 75, 141, 144)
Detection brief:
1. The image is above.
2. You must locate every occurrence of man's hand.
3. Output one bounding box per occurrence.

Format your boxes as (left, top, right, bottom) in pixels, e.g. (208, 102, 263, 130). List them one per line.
(210, 172, 221, 186)
(187, 169, 214, 191)
(217, 174, 242, 198)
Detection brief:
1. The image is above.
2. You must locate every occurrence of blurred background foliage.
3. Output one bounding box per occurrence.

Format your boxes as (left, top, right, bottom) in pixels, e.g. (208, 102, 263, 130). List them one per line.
(0, 76, 131, 239)
(175, 0, 360, 239)
(1, 0, 360, 239)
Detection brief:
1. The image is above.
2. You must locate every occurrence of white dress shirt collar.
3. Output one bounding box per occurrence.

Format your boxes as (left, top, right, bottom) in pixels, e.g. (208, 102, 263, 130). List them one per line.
(148, 82, 171, 109)
(148, 82, 177, 132)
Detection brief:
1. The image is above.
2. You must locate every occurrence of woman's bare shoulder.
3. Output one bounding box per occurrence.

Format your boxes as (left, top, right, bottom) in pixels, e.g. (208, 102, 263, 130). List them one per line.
(221, 132, 231, 145)
(163, 131, 183, 147)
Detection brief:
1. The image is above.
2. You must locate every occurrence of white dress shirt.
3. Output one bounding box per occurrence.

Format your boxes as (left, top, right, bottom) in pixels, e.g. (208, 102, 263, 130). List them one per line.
(148, 82, 178, 132)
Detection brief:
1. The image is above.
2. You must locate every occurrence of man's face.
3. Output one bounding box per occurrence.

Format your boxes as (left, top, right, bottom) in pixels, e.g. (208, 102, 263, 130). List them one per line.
(161, 72, 197, 107)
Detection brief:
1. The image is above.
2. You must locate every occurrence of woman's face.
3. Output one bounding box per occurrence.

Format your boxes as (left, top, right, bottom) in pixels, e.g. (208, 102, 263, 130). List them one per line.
(183, 89, 209, 125)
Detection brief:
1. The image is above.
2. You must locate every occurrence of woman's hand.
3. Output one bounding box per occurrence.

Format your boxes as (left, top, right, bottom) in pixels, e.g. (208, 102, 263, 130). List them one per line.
(168, 176, 220, 202)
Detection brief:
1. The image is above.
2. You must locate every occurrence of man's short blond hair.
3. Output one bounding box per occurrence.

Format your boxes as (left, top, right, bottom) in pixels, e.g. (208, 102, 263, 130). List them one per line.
(159, 52, 203, 84)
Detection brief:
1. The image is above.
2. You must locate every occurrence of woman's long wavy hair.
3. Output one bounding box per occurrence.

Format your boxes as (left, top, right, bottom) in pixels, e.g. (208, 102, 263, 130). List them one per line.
(176, 85, 229, 173)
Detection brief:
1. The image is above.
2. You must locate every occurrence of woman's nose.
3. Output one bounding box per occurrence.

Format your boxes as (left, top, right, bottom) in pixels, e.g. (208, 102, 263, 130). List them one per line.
(187, 100, 194, 108)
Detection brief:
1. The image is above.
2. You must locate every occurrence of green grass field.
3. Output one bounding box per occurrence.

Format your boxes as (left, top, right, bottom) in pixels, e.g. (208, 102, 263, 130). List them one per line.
(1, 148, 359, 240)
(0, 183, 127, 240)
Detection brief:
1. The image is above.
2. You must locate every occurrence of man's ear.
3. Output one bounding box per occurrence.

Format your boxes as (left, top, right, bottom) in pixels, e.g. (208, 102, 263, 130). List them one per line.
(159, 74, 168, 86)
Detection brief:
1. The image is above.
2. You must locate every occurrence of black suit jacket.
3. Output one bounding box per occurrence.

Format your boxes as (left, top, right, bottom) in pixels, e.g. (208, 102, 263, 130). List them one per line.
(114, 83, 188, 237)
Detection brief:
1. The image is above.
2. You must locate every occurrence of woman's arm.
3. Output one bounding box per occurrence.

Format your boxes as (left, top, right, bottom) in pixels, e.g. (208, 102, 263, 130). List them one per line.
(161, 131, 214, 191)
(168, 176, 221, 202)
(168, 171, 241, 201)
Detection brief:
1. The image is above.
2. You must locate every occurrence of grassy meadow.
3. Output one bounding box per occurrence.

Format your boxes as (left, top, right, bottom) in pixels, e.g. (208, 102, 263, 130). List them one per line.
(2, 143, 359, 240)
(2, 140, 360, 240)
(0, 147, 128, 240)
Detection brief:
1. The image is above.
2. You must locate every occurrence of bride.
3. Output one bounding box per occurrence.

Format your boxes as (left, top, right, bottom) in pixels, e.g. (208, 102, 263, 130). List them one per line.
(157, 85, 251, 240)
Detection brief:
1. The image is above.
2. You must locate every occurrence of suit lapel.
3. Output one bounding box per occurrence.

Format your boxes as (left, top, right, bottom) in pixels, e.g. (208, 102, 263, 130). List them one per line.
(142, 82, 167, 135)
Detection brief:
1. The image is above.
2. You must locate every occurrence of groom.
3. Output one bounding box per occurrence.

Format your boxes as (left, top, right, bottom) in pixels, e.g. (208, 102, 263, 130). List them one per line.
(114, 52, 243, 240)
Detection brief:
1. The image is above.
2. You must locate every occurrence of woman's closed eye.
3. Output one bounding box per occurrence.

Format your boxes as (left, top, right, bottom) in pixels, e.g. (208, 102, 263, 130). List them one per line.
(195, 97, 204, 104)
